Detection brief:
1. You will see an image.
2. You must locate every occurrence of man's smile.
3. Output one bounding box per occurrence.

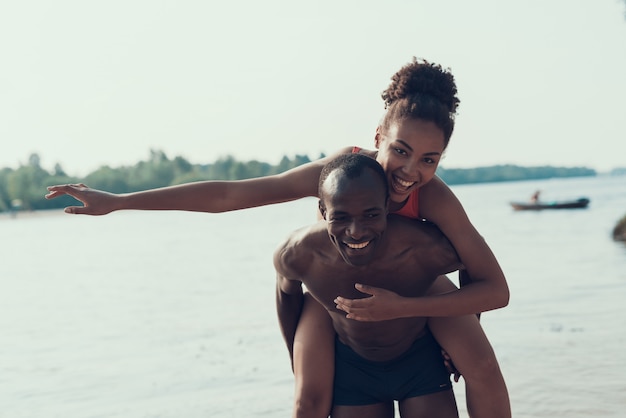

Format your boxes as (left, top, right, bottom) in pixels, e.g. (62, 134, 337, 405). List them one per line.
(344, 240, 371, 250)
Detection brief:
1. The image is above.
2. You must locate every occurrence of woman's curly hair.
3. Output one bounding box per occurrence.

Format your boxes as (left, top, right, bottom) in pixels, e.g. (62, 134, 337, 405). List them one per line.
(380, 57, 460, 146)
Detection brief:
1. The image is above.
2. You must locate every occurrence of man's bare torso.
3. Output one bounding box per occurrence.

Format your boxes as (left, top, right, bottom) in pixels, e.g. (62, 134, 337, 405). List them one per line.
(283, 215, 461, 361)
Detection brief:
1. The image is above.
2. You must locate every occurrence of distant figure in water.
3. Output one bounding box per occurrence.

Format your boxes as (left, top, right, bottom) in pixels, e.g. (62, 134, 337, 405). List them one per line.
(530, 190, 541, 203)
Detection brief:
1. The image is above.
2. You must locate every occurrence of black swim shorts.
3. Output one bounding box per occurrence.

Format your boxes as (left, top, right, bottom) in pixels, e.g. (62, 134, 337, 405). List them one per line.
(333, 330, 452, 405)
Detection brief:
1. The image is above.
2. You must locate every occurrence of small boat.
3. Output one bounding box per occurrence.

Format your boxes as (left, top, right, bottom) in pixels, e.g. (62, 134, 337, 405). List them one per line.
(510, 197, 590, 211)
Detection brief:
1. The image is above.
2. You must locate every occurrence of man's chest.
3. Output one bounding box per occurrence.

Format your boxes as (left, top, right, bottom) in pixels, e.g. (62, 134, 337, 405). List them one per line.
(302, 262, 436, 307)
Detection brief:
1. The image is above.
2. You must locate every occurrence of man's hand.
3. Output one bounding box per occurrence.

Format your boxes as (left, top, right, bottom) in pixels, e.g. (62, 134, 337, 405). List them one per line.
(334, 283, 407, 321)
(45, 184, 119, 215)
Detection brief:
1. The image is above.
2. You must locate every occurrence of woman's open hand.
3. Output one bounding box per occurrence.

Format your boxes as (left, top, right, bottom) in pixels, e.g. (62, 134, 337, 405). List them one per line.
(45, 184, 119, 215)
(334, 283, 408, 321)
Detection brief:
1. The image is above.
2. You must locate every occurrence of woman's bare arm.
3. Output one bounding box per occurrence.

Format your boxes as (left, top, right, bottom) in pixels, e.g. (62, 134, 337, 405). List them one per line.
(418, 176, 509, 310)
(45, 148, 353, 215)
(334, 176, 509, 319)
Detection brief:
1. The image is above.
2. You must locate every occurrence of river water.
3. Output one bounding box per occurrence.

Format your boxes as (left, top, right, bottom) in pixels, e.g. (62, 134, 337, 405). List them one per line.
(1, 175, 625, 417)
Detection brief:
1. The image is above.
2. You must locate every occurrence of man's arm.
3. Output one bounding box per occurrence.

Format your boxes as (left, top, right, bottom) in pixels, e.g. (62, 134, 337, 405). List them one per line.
(273, 243, 306, 368)
(275, 273, 304, 367)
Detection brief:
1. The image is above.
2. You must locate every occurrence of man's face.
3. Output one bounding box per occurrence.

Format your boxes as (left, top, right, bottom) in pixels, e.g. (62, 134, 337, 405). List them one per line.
(320, 169, 388, 266)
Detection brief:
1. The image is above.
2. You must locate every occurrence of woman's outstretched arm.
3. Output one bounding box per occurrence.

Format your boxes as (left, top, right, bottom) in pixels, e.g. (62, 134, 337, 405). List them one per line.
(45, 148, 353, 215)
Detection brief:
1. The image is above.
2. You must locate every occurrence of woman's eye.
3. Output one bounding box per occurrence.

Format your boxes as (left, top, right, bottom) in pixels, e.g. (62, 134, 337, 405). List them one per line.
(394, 148, 407, 156)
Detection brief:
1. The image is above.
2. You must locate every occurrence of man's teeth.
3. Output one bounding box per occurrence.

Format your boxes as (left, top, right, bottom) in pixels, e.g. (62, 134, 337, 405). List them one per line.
(346, 241, 370, 249)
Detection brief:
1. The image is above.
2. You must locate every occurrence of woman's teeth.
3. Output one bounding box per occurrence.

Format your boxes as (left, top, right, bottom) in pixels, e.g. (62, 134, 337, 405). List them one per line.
(392, 176, 415, 192)
(395, 177, 414, 188)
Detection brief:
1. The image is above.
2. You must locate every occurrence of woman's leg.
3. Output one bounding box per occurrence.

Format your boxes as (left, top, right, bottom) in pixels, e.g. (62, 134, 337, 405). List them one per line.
(292, 293, 336, 418)
(427, 275, 511, 418)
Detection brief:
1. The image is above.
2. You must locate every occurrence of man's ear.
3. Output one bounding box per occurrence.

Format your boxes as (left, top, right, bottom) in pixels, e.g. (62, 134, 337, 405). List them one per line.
(318, 200, 327, 219)
(374, 126, 383, 148)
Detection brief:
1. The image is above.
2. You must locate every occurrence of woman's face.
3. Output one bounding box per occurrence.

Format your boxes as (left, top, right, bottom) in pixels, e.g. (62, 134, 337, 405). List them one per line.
(375, 118, 446, 204)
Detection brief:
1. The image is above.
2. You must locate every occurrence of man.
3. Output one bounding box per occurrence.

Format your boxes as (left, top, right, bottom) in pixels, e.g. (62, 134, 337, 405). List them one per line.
(274, 153, 463, 418)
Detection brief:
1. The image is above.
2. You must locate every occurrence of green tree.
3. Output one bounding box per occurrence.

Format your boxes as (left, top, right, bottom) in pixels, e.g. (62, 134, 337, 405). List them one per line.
(208, 156, 237, 180)
(53, 163, 67, 177)
(0, 150, 609, 213)
(6, 155, 54, 210)
(0, 167, 12, 211)
(84, 166, 131, 194)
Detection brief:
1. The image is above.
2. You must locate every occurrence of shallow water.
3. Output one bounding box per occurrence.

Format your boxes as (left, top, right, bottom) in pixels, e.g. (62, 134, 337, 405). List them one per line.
(2, 175, 625, 417)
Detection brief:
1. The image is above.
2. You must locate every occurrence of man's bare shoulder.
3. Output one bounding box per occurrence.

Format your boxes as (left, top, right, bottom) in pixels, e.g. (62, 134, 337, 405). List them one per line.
(274, 221, 329, 275)
(386, 215, 447, 240)
(386, 215, 462, 269)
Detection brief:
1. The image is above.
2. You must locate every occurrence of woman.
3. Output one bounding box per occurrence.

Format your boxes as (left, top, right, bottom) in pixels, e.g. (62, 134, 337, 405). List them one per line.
(46, 58, 510, 417)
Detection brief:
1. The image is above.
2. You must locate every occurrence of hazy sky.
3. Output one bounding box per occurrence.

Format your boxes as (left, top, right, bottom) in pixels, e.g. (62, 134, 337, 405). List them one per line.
(2, 0, 625, 176)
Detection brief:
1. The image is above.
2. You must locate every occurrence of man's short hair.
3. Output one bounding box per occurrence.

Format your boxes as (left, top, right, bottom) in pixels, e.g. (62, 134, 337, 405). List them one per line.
(318, 153, 389, 200)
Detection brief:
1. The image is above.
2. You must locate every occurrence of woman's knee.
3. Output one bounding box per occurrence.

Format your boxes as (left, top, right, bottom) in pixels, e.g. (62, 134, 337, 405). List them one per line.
(293, 383, 332, 417)
(460, 351, 502, 382)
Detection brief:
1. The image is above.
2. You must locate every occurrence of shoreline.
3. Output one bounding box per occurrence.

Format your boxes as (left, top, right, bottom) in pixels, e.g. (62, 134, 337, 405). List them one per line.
(0, 208, 67, 222)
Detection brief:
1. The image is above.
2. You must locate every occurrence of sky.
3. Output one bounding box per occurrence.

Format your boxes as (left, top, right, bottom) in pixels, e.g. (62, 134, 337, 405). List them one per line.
(1, 0, 625, 176)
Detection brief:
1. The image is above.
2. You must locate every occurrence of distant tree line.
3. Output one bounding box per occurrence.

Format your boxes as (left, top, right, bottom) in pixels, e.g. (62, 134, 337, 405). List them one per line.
(436, 164, 596, 185)
(0, 150, 606, 213)
(0, 150, 316, 212)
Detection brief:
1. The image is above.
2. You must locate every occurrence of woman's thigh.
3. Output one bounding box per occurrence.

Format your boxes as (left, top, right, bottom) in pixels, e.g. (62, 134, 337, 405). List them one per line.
(426, 275, 498, 378)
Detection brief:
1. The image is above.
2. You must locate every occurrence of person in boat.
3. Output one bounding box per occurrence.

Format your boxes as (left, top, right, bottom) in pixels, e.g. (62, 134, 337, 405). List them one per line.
(45, 57, 510, 418)
(530, 190, 541, 203)
(275, 153, 462, 417)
